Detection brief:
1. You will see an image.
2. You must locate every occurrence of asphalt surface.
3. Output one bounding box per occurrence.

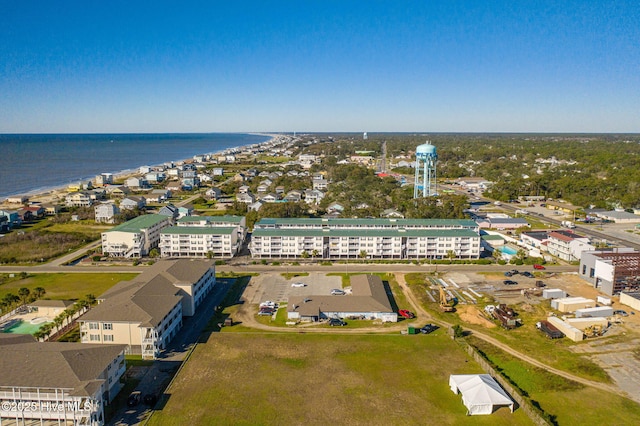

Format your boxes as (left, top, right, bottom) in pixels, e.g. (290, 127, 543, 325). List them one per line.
(109, 278, 233, 426)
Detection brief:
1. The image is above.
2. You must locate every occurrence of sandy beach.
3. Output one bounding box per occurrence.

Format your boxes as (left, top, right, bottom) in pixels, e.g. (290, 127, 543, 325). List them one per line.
(0, 134, 279, 209)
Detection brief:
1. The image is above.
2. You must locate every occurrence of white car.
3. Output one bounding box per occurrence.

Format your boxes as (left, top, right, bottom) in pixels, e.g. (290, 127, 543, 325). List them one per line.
(291, 282, 306, 287)
(330, 289, 345, 296)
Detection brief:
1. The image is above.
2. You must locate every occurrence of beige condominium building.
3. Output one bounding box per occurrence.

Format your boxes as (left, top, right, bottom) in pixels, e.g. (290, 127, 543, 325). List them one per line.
(159, 215, 246, 258)
(101, 214, 171, 258)
(0, 334, 126, 426)
(78, 260, 216, 359)
(251, 218, 481, 260)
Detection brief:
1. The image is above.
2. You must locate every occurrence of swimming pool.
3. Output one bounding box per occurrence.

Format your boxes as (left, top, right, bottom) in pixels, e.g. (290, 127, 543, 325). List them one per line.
(2, 319, 49, 335)
(501, 246, 518, 255)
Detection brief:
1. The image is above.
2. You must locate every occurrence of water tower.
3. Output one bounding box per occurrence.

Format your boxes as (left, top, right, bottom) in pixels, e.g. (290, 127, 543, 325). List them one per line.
(414, 142, 438, 198)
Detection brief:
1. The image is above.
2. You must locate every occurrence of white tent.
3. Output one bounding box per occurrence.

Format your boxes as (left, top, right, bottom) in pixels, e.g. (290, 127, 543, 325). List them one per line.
(449, 374, 514, 415)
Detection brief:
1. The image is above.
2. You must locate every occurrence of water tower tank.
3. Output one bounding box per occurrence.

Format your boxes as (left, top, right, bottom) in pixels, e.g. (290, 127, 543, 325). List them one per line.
(416, 143, 437, 157)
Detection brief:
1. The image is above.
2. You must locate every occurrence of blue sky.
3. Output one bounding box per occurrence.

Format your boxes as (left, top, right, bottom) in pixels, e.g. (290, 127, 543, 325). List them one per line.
(1, 1, 639, 133)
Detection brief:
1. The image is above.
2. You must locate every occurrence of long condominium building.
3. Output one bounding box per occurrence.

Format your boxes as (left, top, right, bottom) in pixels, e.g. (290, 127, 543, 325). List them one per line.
(78, 260, 216, 359)
(0, 334, 126, 426)
(101, 214, 171, 258)
(159, 215, 246, 258)
(250, 218, 481, 260)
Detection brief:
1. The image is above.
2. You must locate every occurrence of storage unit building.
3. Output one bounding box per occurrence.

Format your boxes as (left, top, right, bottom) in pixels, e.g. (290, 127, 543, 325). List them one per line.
(543, 288, 566, 299)
(575, 306, 614, 318)
(551, 297, 595, 313)
(547, 317, 584, 342)
(566, 317, 608, 330)
(620, 292, 640, 311)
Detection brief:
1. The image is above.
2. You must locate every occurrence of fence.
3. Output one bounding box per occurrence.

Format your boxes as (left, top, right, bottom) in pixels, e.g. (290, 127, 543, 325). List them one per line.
(458, 338, 552, 426)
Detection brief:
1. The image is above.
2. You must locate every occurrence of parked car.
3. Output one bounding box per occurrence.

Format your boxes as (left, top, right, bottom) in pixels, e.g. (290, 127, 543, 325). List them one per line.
(509, 269, 520, 275)
(329, 318, 347, 326)
(258, 307, 275, 316)
(291, 282, 306, 287)
(398, 309, 415, 319)
(127, 391, 141, 407)
(503, 271, 513, 277)
(503, 280, 518, 286)
(420, 324, 438, 334)
(521, 271, 534, 278)
(330, 289, 345, 295)
(533, 264, 546, 270)
(614, 310, 629, 317)
(143, 393, 158, 406)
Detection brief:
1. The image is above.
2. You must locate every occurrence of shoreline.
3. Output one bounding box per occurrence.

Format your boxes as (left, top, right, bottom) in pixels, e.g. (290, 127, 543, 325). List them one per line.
(1, 134, 278, 206)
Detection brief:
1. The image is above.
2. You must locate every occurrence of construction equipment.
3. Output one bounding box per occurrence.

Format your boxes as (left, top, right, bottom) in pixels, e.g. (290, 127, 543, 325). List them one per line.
(439, 286, 455, 312)
(584, 324, 604, 338)
(491, 304, 522, 329)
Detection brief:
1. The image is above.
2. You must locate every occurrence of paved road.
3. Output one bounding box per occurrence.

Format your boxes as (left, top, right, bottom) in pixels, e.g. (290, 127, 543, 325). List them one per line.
(109, 278, 233, 426)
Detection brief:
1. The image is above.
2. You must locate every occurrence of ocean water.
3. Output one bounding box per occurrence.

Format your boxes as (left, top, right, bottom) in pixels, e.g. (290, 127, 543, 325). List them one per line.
(0, 133, 270, 199)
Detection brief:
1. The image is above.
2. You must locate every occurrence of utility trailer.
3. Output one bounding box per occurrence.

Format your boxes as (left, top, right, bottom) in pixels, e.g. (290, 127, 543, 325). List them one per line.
(536, 320, 563, 339)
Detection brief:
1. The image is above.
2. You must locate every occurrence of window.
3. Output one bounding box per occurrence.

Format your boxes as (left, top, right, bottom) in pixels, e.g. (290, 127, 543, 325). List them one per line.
(103, 323, 113, 330)
(89, 323, 99, 330)
(90, 334, 100, 341)
(103, 335, 114, 342)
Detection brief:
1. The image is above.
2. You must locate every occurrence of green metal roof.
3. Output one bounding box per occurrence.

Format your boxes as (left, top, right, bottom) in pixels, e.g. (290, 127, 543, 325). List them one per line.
(481, 234, 505, 241)
(177, 215, 244, 224)
(106, 214, 169, 234)
(161, 226, 235, 235)
(251, 228, 479, 238)
(255, 217, 477, 227)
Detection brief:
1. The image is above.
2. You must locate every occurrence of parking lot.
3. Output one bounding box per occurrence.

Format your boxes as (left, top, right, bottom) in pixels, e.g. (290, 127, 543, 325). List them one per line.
(246, 272, 343, 305)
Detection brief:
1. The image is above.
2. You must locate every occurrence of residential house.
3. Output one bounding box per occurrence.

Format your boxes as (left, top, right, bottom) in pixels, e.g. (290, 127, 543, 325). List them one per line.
(106, 185, 130, 198)
(283, 191, 302, 202)
(95, 203, 120, 224)
(261, 193, 278, 203)
(22, 205, 45, 218)
(304, 189, 325, 205)
(166, 181, 182, 192)
(42, 204, 62, 216)
(120, 196, 146, 211)
(312, 177, 329, 190)
(382, 208, 405, 219)
(67, 181, 93, 192)
(5, 195, 28, 204)
(94, 173, 114, 186)
(158, 204, 179, 220)
(146, 189, 172, 203)
(177, 205, 193, 219)
(212, 167, 224, 176)
(145, 172, 166, 184)
(238, 185, 251, 194)
(248, 201, 263, 212)
(124, 177, 149, 189)
(65, 192, 93, 207)
(236, 192, 256, 204)
(205, 187, 222, 200)
(78, 260, 216, 358)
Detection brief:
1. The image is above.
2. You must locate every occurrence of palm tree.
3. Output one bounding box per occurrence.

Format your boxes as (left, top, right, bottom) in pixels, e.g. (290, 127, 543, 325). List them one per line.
(359, 250, 368, 263)
(34, 287, 46, 299)
(18, 287, 30, 305)
(311, 249, 320, 261)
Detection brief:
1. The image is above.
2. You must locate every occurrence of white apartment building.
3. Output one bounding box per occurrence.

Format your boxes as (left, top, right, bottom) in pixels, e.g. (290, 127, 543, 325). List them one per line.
(101, 214, 171, 258)
(250, 218, 481, 260)
(0, 335, 126, 426)
(159, 215, 246, 258)
(78, 260, 216, 359)
(546, 230, 592, 262)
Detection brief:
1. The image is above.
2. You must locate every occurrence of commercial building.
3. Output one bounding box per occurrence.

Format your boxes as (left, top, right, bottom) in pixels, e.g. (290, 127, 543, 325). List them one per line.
(546, 230, 592, 262)
(78, 260, 215, 359)
(159, 215, 246, 258)
(579, 249, 640, 295)
(101, 214, 171, 258)
(0, 334, 126, 426)
(287, 275, 397, 322)
(250, 218, 481, 260)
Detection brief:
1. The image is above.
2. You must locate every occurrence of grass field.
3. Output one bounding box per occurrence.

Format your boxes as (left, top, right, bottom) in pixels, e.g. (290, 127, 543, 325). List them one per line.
(148, 333, 532, 426)
(0, 273, 138, 301)
(468, 336, 640, 425)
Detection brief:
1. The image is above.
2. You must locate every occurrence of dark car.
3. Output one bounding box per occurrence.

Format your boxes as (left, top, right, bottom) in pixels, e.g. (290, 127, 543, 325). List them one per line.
(420, 324, 438, 334)
(143, 393, 158, 406)
(521, 271, 534, 278)
(127, 391, 141, 407)
(503, 280, 518, 285)
(329, 318, 347, 326)
(504, 271, 513, 277)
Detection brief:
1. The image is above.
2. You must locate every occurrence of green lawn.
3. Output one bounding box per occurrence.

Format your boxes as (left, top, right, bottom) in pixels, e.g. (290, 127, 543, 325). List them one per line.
(148, 333, 532, 426)
(0, 273, 138, 301)
(468, 336, 640, 425)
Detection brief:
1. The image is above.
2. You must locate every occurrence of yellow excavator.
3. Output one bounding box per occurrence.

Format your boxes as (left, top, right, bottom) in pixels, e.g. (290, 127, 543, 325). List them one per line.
(439, 286, 455, 312)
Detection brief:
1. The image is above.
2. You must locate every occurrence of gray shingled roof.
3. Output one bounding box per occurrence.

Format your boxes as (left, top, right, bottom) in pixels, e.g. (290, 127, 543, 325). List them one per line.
(288, 275, 393, 316)
(0, 336, 126, 395)
(81, 260, 214, 326)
